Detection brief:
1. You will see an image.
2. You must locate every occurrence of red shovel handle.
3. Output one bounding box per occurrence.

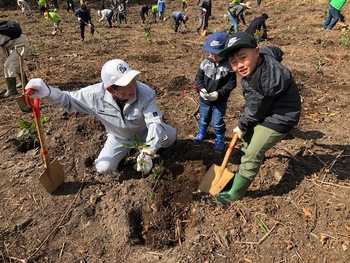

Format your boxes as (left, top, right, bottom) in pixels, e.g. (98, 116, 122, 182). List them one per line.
(25, 89, 40, 118)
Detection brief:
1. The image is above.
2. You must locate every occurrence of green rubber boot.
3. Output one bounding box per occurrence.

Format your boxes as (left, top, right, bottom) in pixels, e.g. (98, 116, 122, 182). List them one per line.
(215, 172, 252, 205)
(0, 77, 18, 98)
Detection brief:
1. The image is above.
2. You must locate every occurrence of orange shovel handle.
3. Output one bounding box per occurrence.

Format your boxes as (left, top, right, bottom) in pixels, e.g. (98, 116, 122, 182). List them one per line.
(220, 132, 239, 172)
(25, 89, 50, 168)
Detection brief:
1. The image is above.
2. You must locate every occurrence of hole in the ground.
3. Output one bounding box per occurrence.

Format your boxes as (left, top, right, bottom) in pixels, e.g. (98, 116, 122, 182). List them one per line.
(127, 208, 145, 246)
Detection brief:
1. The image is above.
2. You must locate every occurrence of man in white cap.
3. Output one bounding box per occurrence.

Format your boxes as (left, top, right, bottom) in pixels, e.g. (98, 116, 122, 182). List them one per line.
(24, 59, 177, 177)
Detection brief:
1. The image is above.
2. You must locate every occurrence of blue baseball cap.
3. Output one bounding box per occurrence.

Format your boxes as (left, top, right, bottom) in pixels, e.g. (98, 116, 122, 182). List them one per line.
(202, 32, 229, 55)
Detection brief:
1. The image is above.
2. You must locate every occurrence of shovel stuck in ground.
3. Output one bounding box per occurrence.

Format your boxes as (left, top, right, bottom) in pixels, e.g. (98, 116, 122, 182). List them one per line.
(199, 133, 239, 195)
(15, 44, 31, 112)
(25, 89, 65, 193)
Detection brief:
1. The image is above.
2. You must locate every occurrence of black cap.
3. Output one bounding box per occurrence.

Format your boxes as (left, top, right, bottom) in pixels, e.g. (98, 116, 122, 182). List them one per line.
(218, 32, 258, 58)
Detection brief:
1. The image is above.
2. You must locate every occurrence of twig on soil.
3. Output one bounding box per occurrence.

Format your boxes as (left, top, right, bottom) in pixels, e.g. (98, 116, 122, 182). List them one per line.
(313, 180, 350, 189)
(9, 179, 86, 263)
(147, 251, 164, 256)
(0, 127, 14, 139)
(239, 222, 279, 245)
(58, 242, 65, 260)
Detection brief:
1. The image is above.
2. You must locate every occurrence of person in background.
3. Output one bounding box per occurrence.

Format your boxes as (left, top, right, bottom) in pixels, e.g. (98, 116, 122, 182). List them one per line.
(139, 4, 151, 24)
(157, 0, 166, 21)
(24, 59, 177, 177)
(38, 0, 47, 15)
(196, 0, 211, 34)
(66, 0, 75, 13)
(194, 32, 236, 152)
(227, 1, 251, 33)
(99, 0, 105, 11)
(151, 4, 158, 23)
(245, 13, 269, 42)
(182, 0, 187, 11)
(0, 27, 29, 98)
(74, 4, 94, 41)
(322, 0, 347, 31)
(117, 0, 127, 25)
(172, 11, 188, 32)
(17, 0, 33, 15)
(44, 10, 62, 35)
(214, 32, 301, 204)
(97, 8, 114, 28)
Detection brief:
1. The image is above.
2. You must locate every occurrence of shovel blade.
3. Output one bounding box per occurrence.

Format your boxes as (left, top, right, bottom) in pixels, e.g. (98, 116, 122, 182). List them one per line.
(16, 95, 31, 112)
(199, 164, 235, 196)
(199, 28, 207, 36)
(38, 158, 65, 194)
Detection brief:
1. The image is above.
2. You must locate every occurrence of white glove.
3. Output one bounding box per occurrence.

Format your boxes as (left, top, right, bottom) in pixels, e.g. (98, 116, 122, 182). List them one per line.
(136, 149, 154, 173)
(77, 17, 82, 22)
(233, 126, 246, 139)
(207, 91, 218, 101)
(199, 88, 209, 100)
(25, 78, 51, 98)
(202, 8, 207, 13)
(88, 23, 92, 27)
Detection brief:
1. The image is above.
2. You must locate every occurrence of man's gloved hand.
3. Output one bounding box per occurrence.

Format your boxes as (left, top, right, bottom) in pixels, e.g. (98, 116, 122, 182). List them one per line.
(233, 126, 246, 139)
(136, 149, 154, 173)
(207, 91, 218, 101)
(88, 23, 92, 27)
(199, 88, 210, 100)
(77, 17, 82, 22)
(25, 78, 51, 98)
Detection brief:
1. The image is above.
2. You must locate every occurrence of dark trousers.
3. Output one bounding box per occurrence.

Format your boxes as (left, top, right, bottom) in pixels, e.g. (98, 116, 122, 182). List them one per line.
(80, 22, 95, 40)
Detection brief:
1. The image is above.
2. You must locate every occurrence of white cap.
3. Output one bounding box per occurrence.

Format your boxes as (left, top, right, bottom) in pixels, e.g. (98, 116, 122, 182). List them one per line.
(101, 59, 141, 87)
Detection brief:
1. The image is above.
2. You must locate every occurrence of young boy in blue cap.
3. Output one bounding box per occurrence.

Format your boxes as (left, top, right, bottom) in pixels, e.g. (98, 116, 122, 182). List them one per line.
(214, 32, 301, 204)
(194, 31, 237, 152)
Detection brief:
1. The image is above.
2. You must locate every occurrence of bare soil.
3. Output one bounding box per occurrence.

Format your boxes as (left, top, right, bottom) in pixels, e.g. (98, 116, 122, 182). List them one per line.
(1, 0, 350, 262)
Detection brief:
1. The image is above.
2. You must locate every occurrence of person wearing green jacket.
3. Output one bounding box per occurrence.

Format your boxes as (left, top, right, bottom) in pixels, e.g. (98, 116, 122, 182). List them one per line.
(44, 11, 62, 35)
(152, 5, 158, 23)
(323, 0, 347, 30)
(38, 0, 47, 15)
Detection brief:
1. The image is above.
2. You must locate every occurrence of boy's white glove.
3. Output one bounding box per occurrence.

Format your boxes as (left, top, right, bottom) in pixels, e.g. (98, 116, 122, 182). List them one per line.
(136, 149, 154, 173)
(199, 88, 210, 100)
(207, 91, 218, 101)
(25, 78, 51, 98)
(233, 126, 246, 139)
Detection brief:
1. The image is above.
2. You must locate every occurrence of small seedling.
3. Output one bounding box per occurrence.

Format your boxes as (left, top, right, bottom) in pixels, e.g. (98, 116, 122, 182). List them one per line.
(149, 161, 165, 200)
(144, 22, 154, 44)
(316, 56, 324, 73)
(17, 117, 49, 139)
(340, 35, 350, 48)
(256, 217, 269, 235)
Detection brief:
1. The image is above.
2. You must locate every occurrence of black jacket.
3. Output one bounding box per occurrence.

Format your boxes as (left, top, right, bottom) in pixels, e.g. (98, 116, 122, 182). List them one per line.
(238, 50, 301, 133)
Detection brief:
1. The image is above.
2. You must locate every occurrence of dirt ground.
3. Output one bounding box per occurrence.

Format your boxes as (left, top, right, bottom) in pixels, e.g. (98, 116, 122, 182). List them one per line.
(1, 0, 350, 262)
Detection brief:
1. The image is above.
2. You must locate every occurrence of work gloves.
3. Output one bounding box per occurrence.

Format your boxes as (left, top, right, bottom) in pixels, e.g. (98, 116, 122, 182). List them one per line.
(199, 89, 219, 102)
(77, 17, 82, 22)
(233, 126, 246, 139)
(25, 78, 51, 98)
(136, 149, 154, 174)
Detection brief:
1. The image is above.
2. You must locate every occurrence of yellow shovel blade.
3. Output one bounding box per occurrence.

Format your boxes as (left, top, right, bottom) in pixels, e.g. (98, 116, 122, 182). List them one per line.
(199, 28, 207, 37)
(199, 164, 235, 195)
(38, 158, 65, 194)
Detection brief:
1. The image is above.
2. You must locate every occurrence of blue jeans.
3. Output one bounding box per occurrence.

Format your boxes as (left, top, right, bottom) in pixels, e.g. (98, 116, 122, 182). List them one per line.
(198, 100, 226, 135)
(323, 5, 340, 30)
(227, 12, 238, 32)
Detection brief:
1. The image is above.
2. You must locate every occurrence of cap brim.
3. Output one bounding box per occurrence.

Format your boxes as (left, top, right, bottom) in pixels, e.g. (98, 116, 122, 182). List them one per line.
(113, 70, 141, 86)
(218, 43, 256, 58)
(202, 45, 221, 55)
